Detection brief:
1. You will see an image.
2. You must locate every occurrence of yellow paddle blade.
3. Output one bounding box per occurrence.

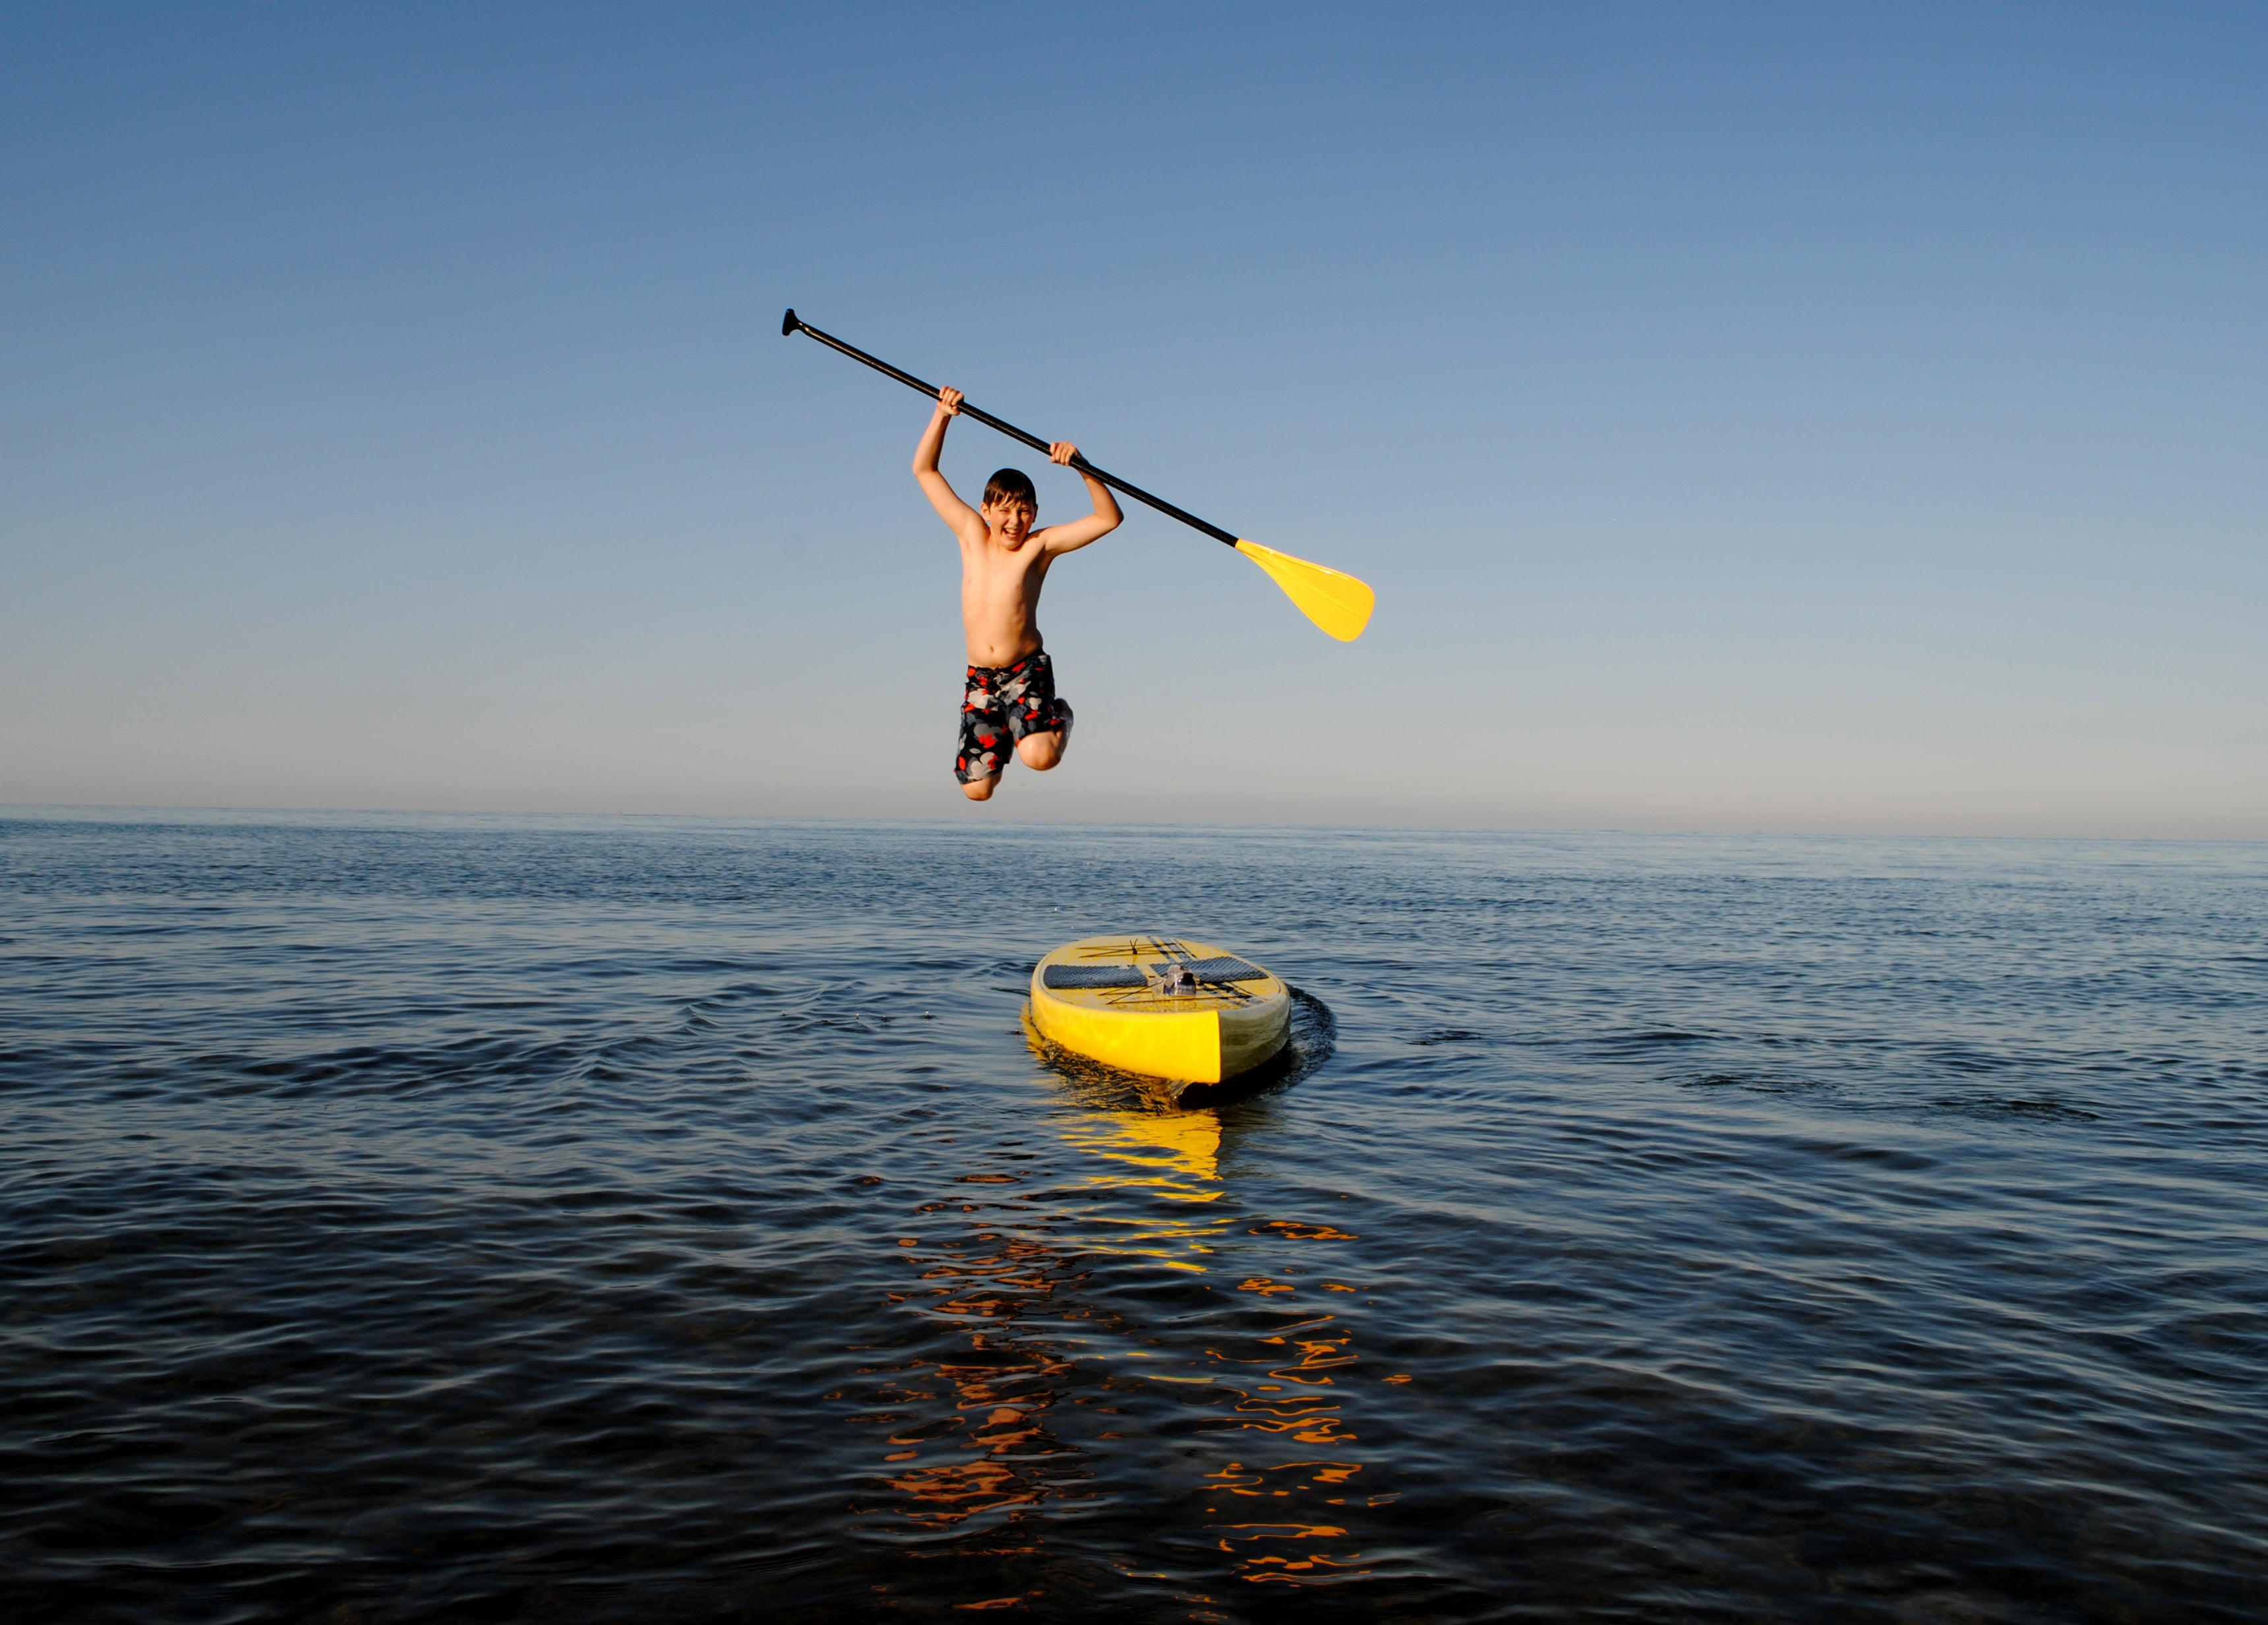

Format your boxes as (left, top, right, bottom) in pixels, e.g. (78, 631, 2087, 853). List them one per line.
(1233, 539, 1375, 642)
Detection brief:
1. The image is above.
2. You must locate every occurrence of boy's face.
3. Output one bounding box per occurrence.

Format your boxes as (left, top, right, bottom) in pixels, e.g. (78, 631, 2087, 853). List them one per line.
(982, 497, 1036, 547)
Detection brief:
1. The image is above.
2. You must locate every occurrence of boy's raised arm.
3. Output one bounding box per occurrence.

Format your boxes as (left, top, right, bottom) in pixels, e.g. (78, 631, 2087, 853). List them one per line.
(1035, 442, 1123, 555)
(913, 388, 984, 543)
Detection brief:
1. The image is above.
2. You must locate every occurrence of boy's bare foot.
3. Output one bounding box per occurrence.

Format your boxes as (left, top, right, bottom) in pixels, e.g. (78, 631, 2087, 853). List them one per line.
(962, 775, 1000, 802)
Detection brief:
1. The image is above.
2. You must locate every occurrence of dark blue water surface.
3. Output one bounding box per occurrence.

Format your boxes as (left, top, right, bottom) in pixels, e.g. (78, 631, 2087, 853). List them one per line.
(3, 812, 2264, 1623)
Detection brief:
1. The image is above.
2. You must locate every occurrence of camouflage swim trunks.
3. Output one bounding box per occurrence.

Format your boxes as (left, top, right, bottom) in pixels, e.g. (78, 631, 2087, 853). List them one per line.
(956, 648, 1073, 784)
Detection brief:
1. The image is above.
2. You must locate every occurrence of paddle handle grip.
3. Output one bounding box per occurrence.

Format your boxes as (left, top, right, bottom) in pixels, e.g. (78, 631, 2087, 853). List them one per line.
(783, 309, 1239, 548)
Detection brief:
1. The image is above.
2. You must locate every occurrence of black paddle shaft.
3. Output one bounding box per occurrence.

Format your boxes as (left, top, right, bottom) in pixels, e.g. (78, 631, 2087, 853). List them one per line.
(781, 309, 1239, 549)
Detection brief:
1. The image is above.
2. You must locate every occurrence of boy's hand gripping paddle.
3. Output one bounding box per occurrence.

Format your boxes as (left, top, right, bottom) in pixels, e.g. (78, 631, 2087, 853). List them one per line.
(782, 309, 1375, 642)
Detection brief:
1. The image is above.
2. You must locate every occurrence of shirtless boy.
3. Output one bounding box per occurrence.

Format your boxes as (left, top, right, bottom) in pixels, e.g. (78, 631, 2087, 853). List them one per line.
(914, 387, 1121, 801)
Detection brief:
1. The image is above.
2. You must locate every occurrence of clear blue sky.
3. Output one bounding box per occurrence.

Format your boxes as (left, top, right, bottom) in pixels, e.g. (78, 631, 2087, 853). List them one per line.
(5, 3, 2263, 834)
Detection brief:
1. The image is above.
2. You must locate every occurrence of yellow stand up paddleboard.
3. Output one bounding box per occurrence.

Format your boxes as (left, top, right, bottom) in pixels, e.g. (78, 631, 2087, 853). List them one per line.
(1028, 935, 1292, 1085)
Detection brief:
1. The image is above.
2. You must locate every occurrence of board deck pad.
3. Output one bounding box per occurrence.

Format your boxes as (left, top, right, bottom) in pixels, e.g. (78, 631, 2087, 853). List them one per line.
(1168, 956, 1268, 983)
(1040, 964, 1147, 990)
(1027, 935, 1292, 1086)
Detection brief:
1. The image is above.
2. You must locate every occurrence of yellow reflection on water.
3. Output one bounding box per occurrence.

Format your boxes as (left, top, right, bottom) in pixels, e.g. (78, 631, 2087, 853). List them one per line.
(857, 1053, 1395, 1598)
(1051, 1106, 1231, 1270)
(1184, 1218, 1400, 1589)
(862, 1192, 1080, 1536)
(1059, 1107, 1220, 1193)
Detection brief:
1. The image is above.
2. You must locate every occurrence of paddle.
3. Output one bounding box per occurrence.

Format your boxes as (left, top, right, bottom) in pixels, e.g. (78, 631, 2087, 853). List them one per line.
(781, 309, 1375, 642)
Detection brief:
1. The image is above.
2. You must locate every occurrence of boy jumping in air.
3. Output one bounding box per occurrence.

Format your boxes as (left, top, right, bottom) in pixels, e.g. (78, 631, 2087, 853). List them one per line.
(914, 387, 1121, 801)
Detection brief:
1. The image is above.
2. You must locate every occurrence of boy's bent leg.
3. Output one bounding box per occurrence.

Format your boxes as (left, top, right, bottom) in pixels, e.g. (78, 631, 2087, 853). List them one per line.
(1015, 729, 1065, 772)
(957, 678, 1014, 795)
(1011, 696, 1071, 772)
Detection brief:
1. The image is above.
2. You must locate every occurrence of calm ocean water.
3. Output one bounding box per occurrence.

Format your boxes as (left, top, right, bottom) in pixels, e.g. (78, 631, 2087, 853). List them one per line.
(3, 811, 2263, 1623)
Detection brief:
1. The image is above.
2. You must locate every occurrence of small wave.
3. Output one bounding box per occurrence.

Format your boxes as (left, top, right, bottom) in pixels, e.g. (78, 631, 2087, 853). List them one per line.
(1681, 1070, 1832, 1095)
(1930, 1095, 2104, 1124)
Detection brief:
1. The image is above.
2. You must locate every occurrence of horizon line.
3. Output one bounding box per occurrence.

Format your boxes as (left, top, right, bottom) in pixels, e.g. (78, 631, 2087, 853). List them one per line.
(5, 801, 2264, 848)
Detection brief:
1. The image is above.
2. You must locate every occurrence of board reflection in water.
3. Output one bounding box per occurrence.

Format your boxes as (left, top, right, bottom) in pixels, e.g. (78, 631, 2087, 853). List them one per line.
(850, 995, 1387, 1601)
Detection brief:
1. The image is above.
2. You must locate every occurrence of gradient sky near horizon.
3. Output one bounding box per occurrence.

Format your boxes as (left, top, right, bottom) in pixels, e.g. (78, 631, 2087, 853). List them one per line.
(5, 3, 2263, 834)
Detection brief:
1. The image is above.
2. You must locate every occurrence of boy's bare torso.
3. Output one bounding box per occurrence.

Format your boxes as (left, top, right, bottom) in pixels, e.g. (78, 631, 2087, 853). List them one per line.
(959, 517, 1056, 667)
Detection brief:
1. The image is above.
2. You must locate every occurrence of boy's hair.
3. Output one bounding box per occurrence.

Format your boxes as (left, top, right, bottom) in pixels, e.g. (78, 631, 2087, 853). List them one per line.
(982, 468, 1037, 510)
